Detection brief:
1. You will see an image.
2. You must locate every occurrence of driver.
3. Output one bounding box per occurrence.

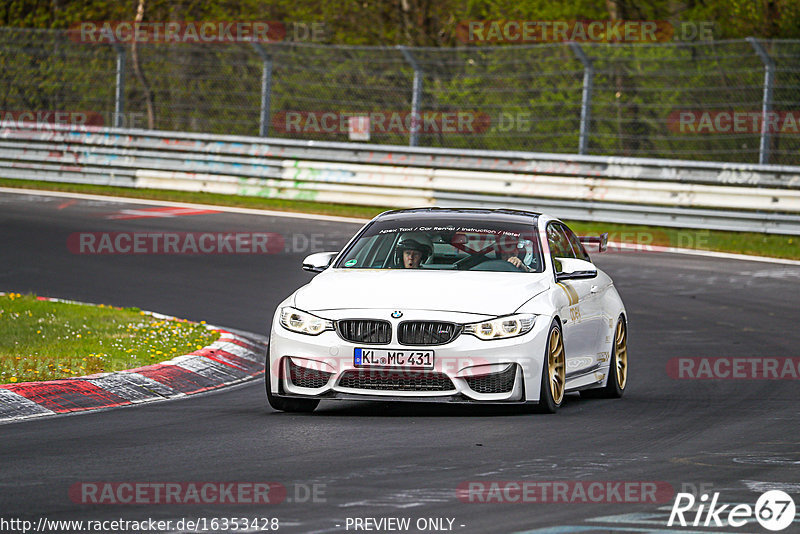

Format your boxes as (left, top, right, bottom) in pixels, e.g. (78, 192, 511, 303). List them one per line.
(395, 233, 433, 268)
(497, 235, 532, 272)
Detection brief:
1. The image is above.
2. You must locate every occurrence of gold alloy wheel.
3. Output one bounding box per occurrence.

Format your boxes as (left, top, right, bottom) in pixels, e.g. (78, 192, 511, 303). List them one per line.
(548, 327, 566, 404)
(615, 319, 628, 390)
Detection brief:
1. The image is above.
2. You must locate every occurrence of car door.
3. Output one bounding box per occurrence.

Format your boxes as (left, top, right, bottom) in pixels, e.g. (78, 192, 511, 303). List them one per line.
(546, 222, 596, 366)
(560, 223, 605, 363)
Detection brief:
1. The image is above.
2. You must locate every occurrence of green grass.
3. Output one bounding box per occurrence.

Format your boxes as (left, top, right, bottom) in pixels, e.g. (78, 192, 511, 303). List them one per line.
(0, 293, 219, 384)
(1, 178, 798, 260)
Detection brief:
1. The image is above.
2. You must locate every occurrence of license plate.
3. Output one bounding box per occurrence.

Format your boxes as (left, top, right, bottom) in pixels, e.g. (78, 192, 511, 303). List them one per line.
(354, 348, 434, 369)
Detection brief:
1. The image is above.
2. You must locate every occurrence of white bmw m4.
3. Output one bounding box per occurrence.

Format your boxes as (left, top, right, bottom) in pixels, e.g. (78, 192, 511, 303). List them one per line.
(266, 208, 628, 413)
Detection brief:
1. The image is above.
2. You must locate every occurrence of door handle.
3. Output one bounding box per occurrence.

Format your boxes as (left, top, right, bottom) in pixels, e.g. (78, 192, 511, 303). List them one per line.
(590, 285, 599, 293)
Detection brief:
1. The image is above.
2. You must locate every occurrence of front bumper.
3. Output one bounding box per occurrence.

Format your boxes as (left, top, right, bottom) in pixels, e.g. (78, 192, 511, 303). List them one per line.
(268, 309, 550, 403)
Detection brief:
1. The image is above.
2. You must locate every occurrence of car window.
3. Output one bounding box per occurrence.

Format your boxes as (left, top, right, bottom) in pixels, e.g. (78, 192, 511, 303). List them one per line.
(341, 234, 390, 268)
(334, 216, 544, 273)
(560, 224, 591, 262)
(546, 223, 575, 259)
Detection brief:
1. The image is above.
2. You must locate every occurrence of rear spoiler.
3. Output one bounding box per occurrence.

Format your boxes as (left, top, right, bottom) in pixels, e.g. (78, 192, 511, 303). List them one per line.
(579, 232, 608, 252)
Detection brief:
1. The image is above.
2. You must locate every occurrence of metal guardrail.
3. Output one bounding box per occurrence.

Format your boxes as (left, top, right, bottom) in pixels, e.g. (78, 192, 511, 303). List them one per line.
(2, 123, 800, 234)
(5, 29, 800, 165)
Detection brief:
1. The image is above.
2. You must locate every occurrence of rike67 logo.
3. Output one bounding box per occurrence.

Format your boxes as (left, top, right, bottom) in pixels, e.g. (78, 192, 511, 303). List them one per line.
(668, 490, 796, 531)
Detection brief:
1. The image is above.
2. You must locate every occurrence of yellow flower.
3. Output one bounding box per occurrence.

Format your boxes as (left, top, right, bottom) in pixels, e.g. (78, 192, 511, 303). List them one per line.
(196, 345, 202, 350)
(9, 377, 17, 382)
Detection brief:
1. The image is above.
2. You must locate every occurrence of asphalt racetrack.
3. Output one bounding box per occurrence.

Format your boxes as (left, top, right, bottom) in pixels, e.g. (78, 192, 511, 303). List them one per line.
(1, 189, 799, 534)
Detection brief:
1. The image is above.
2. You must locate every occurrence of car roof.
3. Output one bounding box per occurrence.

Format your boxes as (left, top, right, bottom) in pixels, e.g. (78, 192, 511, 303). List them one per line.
(375, 207, 541, 224)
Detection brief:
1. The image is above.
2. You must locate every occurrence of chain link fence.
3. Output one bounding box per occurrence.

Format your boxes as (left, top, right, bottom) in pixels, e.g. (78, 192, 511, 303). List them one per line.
(1, 27, 798, 164)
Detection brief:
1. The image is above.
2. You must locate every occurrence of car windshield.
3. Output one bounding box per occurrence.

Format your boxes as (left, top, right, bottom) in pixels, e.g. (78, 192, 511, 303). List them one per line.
(334, 216, 544, 273)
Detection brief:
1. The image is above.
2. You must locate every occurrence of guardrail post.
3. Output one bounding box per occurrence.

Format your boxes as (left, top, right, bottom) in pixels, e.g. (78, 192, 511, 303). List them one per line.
(113, 42, 125, 128)
(747, 37, 775, 165)
(569, 43, 594, 156)
(251, 43, 273, 137)
(397, 45, 423, 147)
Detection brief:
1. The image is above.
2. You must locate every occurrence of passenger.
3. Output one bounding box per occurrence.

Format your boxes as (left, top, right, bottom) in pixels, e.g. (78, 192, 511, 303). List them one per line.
(394, 234, 433, 268)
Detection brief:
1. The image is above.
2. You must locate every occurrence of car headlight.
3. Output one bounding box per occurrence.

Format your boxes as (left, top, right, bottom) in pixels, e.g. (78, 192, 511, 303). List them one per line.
(279, 307, 333, 335)
(463, 314, 536, 340)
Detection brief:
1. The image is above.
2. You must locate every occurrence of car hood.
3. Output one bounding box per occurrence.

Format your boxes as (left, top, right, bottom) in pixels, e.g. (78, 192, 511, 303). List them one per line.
(294, 269, 550, 316)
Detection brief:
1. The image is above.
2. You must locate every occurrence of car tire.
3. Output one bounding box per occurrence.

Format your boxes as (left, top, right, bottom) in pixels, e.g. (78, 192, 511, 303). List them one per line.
(265, 359, 320, 413)
(581, 314, 627, 399)
(534, 318, 566, 413)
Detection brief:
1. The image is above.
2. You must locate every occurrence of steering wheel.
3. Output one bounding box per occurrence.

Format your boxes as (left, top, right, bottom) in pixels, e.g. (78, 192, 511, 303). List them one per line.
(454, 254, 488, 270)
(469, 259, 523, 272)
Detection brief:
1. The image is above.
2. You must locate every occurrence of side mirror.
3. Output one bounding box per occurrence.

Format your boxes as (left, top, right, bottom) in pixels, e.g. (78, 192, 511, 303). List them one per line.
(578, 232, 609, 252)
(554, 257, 597, 281)
(302, 252, 338, 273)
